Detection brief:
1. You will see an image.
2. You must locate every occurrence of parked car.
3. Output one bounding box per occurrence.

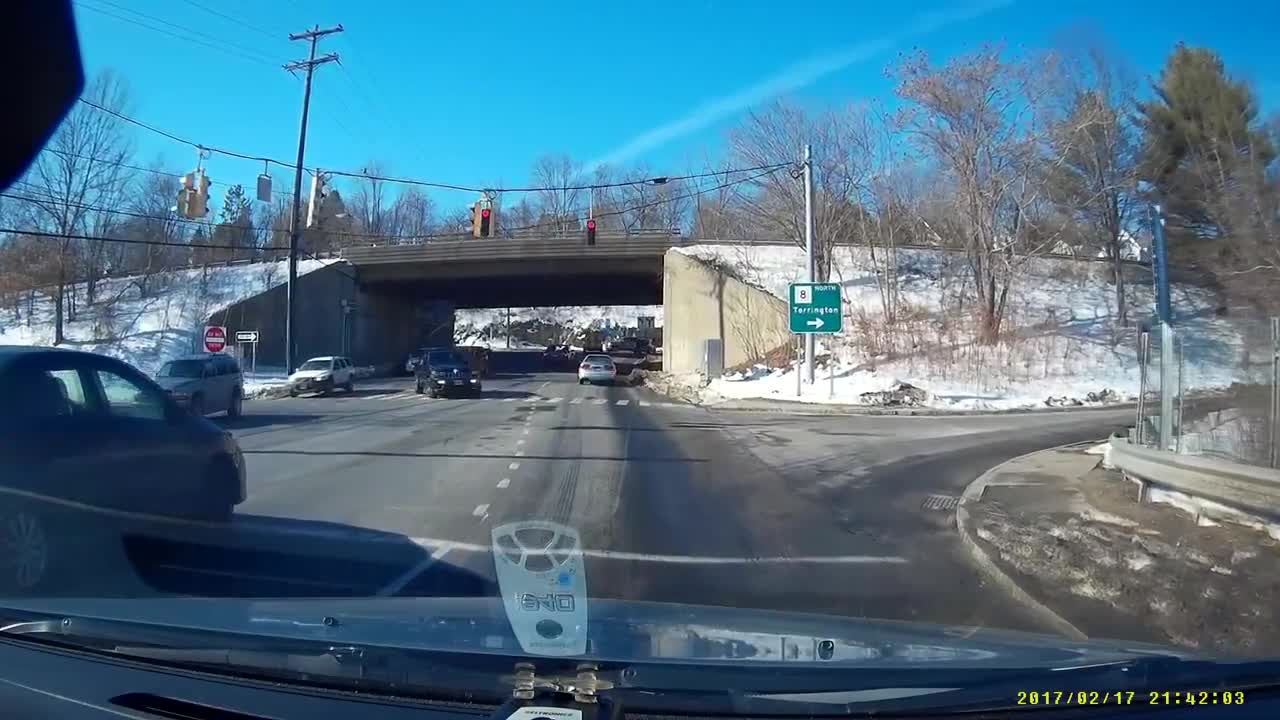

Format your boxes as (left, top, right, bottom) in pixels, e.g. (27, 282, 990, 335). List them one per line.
(415, 349, 481, 398)
(288, 356, 356, 396)
(0, 346, 247, 592)
(154, 353, 244, 418)
(578, 353, 618, 385)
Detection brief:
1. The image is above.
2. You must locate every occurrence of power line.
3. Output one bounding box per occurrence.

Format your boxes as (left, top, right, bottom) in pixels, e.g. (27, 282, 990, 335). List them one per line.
(74, 100, 795, 195)
(73, 0, 282, 68)
(0, 226, 289, 252)
(179, 0, 286, 42)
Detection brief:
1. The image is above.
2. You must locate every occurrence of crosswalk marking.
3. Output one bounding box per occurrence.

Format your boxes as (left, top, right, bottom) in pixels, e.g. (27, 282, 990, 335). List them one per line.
(502, 397, 516, 402)
(616, 399, 630, 406)
(543, 397, 562, 404)
(275, 388, 686, 411)
(569, 398, 583, 405)
(639, 400, 651, 407)
(591, 398, 607, 405)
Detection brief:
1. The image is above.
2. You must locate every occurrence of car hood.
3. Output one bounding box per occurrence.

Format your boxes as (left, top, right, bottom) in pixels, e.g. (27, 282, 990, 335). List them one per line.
(154, 376, 202, 391)
(428, 365, 470, 373)
(289, 370, 329, 381)
(0, 596, 1197, 670)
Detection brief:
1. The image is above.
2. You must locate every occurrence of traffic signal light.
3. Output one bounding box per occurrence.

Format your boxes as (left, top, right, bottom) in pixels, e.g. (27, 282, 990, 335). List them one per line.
(472, 203, 494, 238)
(177, 171, 210, 219)
(307, 171, 328, 228)
(586, 217, 597, 246)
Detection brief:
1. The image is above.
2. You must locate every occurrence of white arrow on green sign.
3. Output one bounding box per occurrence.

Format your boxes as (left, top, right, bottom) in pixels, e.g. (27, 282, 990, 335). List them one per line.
(788, 282, 842, 334)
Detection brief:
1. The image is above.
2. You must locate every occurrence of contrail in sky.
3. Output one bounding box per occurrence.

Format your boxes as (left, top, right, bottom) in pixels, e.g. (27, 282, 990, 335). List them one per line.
(585, 0, 1015, 172)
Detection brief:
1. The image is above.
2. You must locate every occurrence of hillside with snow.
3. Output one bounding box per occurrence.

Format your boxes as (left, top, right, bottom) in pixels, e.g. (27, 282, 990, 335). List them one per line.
(454, 306, 663, 347)
(0, 259, 337, 375)
(675, 243, 1260, 411)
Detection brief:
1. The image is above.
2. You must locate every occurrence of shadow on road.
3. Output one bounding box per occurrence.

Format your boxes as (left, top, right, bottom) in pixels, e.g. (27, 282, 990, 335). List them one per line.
(476, 389, 539, 399)
(242, 449, 706, 463)
(214, 413, 323, 430)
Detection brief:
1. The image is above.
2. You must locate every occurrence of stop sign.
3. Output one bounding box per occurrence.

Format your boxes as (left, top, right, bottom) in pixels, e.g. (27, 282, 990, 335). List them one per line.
(203, 325, 227, 353)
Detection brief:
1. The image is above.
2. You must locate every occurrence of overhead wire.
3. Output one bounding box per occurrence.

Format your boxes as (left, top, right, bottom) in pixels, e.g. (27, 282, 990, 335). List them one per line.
(73, 0, 283, 68)
(178, 0, 287, 42)
(75, 99, 794, 194)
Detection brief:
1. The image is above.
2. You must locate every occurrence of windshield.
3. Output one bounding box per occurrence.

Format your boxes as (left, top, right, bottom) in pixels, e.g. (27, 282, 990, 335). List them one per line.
(1, 2, 1277, 708)
(157, 360, 205, 378)
(427, 351, 467, 366)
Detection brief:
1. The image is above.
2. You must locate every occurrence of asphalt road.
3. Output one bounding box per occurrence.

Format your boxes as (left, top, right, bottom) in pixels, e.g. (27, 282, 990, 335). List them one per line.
(84, 372, 1133, 638)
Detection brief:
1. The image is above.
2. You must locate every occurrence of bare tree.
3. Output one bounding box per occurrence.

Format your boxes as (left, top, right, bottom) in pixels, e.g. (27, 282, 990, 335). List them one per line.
(531, 155, 584, 232)
(892, 47, 1061, 343)
(728, 100, 871, 279)
(19, 70, 134, 342)
(349, 161, 391, 239)
(123, 165, 185, 295)
(387, 187, 435, 240)
(1045, 40, 1140, 325)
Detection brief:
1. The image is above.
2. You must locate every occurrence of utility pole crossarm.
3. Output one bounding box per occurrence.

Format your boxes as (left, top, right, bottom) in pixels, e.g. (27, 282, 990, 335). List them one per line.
(285, 53, 340, 73)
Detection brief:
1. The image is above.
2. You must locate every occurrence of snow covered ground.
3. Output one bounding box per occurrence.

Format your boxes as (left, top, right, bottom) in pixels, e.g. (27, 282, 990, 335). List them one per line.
(454, 306, 662, 347)
(0, 258, 337, 376)
(676, 244, 1258, 411)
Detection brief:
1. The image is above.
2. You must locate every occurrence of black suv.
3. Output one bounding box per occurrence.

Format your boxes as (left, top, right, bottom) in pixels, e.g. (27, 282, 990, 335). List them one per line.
(414, 349, 482, 398)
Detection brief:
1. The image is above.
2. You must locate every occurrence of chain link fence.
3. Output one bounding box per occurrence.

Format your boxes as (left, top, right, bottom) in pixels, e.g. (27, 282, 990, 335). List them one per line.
(1136, 317, 1280, 468)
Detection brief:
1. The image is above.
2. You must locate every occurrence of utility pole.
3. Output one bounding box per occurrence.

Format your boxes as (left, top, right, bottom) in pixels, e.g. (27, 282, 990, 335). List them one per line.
(284, 23, 343, 373)
(803, 144, 816, 385)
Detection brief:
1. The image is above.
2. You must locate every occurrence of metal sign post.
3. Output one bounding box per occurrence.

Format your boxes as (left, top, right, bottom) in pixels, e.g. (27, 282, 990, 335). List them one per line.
(1150, 205, 1174, 451)
(235, 330, 259, 379)
(790, 282, 842, 397)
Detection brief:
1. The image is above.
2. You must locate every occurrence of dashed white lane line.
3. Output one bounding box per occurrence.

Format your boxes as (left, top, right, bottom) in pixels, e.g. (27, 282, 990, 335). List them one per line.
(591, 398, 607, 405)
(508, 462, 520, 470)
(472, 504, 489, 517)
(502, 397, 516, 402)
(516, 439, 525, 445)
(569, 398, 584, 405)
(639, 400, 651, 407)
(522, 428, 530, 435)
(537, 381, 550, 391)
(496, 478, 511, 488)
(515, 450, 526, 457)
(616, 399, 630, 406)
(544, 397, 562, 404)
(376, 541, 456, 596)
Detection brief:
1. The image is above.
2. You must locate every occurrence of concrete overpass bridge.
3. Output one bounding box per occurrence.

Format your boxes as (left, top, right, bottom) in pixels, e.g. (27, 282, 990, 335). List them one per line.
(219, 231, 794, 375)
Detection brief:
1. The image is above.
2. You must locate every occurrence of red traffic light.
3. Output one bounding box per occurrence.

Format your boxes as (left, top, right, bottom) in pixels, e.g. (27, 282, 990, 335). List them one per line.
(481, 208, 491, 218)
(586, 218, 596, 230)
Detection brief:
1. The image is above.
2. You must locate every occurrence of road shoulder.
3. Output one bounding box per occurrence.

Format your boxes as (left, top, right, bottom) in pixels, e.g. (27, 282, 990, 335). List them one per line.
(958, 443, 1280, 656)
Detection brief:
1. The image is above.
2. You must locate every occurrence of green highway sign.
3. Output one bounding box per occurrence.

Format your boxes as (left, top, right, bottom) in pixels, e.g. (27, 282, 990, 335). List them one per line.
(789, 282, 842, 334)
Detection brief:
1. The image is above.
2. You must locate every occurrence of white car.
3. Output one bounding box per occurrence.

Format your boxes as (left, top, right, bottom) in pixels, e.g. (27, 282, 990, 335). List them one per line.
(288, 356, 355, 396)
(578, 354, 617, 385)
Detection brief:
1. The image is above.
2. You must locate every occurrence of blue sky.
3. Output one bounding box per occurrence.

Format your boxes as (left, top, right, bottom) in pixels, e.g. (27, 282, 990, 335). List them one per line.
(72, 0, 1278, 211)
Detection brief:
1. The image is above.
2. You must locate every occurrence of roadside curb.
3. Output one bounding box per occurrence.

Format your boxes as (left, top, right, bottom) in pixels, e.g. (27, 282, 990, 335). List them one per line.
(955, 441, 1098, 642)
(704, 400, 1138, 418)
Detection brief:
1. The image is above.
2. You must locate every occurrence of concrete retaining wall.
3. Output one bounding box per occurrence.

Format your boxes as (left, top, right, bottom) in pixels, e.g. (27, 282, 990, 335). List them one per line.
(662, 250, 790, 374)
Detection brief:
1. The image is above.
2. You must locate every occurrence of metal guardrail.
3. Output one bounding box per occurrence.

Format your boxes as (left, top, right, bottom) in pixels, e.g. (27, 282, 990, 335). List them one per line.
(1108, 433, 1280, 518)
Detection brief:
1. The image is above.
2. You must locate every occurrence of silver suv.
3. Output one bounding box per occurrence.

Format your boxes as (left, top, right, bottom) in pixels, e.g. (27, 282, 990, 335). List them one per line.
(154, 353, 244, 418)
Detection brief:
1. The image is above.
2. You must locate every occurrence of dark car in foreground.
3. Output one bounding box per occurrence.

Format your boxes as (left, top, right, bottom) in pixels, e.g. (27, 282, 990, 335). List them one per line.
(415, 349, 481, 397)
(0, 346, 246, 593)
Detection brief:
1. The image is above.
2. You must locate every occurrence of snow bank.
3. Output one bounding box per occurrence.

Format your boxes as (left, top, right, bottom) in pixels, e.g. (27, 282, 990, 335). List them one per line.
(0, 259, 338, 375)
(677, 244, 1255, 411)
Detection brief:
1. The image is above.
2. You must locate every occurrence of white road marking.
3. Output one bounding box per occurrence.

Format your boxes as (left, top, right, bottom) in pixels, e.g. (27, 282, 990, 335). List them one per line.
(659, 402, 679, 408)
(496, 478, 511, 488)
(472, 504, 489, 517)
(403, 535, 908, 565)
(639, 400, 651, 407)
(522, 428, 530, 435)
(516, 439, 525, 445)
(616, 399, 630, 406)
(544, 397, 562, 404)
(591, 398, 607, 405)
(502, 397, 516, 402)
(376, 541, 457, 596)
(515, 450, 526, 457)
(569, 398, 584, 405)
(509, 462, 520, 470)
(537, 381, 550, 391)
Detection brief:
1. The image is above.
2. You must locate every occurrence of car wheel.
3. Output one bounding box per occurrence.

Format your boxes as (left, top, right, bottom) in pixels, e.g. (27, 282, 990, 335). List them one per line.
(0, 505, 51, 593)
(288, 388, 298, 397)
(227, 390, 243, 419)
(197, 459, 237, 523)
(415, 381, 424, 394)
(578, 378, 588, 385)
(189, 394, 204, 416)
(344, 379, 354, 392)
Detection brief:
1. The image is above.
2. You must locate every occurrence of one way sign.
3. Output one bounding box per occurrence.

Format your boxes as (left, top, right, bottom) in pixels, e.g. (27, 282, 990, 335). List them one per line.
(789, 283, 842, 334)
